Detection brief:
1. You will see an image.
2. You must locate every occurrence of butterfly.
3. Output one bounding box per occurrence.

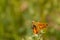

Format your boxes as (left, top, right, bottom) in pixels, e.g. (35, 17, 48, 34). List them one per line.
(32, 21, 48, 34)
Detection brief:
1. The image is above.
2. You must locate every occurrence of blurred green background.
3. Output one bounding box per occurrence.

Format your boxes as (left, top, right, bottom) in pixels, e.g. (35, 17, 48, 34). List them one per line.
(0, 0, 60, 40)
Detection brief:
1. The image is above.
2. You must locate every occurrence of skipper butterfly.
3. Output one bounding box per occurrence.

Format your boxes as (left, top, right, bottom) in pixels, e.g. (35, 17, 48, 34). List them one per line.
(32, 21, 48, 34)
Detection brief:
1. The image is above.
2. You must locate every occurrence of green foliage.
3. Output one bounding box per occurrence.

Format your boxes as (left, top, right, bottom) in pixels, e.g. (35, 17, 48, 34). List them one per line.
(0, 0, 60, 40)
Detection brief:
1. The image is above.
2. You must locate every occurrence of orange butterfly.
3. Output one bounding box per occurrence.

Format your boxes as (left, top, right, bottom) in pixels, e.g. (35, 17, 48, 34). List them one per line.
(32, 21, 48, 34)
